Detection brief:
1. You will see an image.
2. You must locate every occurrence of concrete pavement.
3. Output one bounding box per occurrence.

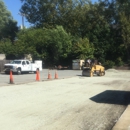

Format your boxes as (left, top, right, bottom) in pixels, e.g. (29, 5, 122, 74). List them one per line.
(112, 105, 130, 130)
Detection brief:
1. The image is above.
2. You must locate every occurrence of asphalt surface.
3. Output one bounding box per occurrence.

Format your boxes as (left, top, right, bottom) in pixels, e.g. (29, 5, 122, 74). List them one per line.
(0, 69, 130, 130)
(0, 69, 82, 86)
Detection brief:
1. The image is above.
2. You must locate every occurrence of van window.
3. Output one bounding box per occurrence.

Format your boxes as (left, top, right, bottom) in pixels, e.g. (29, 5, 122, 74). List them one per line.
(26, 61, 29, 64)
(22, 61, 26, 65)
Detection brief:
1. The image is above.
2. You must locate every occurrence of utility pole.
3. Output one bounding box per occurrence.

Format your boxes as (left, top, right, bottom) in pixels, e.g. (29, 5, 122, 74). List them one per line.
(18, 13, 26, 29)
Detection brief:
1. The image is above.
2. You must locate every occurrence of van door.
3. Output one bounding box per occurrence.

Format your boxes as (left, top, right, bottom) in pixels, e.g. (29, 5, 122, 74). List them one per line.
(22, 61, 27, 71)
(26, 61, 31, 71)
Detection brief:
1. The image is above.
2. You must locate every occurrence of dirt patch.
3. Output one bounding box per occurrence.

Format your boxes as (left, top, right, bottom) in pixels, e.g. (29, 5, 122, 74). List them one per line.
(114, 64, 130, 70)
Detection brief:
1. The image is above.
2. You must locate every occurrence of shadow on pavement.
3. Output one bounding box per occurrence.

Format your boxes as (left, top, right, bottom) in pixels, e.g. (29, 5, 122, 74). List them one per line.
(90, 90, 130, 105)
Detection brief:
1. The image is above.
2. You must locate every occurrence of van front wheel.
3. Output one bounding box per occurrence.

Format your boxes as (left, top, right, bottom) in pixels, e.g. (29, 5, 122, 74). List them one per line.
(17, 68, 21, 75)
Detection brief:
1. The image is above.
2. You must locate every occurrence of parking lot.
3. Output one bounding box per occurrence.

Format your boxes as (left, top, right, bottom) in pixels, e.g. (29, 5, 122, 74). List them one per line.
(0, 69, 82, 86)
(0, 69, 130, 130)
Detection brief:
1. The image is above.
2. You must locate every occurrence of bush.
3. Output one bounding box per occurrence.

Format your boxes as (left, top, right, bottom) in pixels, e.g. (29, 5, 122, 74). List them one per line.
(115, 57, 124, 66)
(127, 60, 130, 65)
(104, 60, 115, 69)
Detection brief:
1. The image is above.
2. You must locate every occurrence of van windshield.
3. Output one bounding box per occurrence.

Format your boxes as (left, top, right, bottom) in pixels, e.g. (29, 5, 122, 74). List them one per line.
(10, 61, 21, 64)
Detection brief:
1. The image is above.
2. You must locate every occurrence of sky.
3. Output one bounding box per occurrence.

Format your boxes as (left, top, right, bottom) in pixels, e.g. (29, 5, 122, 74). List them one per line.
(3, 0, 30, 28)
(3, 0, 97, 28)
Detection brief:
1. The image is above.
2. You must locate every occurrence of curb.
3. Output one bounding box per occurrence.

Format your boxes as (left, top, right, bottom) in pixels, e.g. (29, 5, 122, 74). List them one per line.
(112, 105, 130, 130)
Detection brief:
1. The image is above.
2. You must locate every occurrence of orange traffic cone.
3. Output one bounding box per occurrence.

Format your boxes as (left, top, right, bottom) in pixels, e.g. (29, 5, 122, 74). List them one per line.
(36, 70, 40, 81)
(54, 70, 58, 79)
(48, 70, 51, 79)
(9, 70, 14, 84)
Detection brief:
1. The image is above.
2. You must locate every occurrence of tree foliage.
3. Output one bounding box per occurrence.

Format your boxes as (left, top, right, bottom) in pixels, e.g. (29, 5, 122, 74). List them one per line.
(16, 26, 72, 65)
(1, 0, 130, 66)
(72, 38, 94, 59)
(0, 0, 18, 41)
(43, 26, 72, 64)
(119, 12, 130, 60)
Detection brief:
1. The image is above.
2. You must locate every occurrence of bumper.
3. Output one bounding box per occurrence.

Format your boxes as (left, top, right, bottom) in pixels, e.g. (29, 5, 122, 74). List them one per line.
(4, 68, 18, 73)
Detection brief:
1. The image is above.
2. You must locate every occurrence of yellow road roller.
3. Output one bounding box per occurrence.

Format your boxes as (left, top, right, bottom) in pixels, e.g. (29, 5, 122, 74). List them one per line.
(82, 59, 105, 77)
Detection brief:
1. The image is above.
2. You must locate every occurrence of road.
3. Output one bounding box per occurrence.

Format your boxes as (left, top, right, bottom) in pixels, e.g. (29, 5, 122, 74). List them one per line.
(0, 69, 82, 86)
(0, 69, 130, 130)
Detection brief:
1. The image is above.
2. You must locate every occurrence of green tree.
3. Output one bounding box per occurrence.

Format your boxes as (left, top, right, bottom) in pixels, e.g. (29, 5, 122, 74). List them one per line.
(20, 0, 75, 27)
(16, 0, 130, 64)
(0, 39, 14, 58)
(72, 38, 94, 59)
(102, 0, 130, 62)
(0, 0, 18, 41)
(119, 12, 130, 60)
(44, 26, 72, 64)
(16, 26, 72, 65)
(82, 2, 112, 63)
(16, 28, 46, 60)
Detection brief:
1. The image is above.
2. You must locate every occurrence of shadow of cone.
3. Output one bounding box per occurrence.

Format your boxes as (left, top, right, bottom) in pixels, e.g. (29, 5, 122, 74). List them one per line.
(54, 70, 58, 79)
(9, 70, 14, 84)
(48, 70, 51, 79)
(36, 70, 40, 81)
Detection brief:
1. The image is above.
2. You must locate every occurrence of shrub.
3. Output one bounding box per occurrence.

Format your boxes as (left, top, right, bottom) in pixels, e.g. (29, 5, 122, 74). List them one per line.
(104, 60, 115, 69)
(115, 57, 124, 66)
